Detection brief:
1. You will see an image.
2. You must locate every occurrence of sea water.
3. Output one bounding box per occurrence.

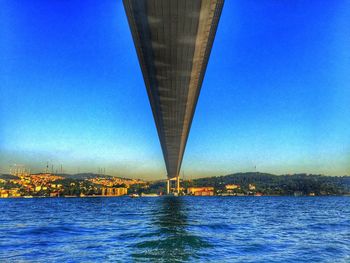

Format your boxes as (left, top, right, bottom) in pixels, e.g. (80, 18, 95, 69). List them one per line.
(0, 196, 349, 262)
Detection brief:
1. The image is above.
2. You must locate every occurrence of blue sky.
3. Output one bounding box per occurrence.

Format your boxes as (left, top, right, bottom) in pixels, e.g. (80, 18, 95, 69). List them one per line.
(1, 0, 349, 179)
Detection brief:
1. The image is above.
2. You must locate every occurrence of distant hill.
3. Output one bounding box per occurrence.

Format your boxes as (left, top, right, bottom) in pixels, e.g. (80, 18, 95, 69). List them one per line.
(0, 172, 140, 181)
(60, 173, 115, 180)
(0, 174, 18, 180)
(0, 173, 115, 180)
(186, 172, 350, 195)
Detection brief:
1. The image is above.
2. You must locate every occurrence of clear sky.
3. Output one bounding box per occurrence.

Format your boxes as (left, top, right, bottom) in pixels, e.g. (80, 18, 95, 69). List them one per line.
(1, 0, 349, 179)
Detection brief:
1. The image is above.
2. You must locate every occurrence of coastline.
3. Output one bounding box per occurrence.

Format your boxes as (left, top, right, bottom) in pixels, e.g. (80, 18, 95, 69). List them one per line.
(1, 195, 350, 199)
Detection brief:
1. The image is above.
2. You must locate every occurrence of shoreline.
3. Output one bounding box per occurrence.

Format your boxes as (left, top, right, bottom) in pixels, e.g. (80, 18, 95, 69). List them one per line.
(1, 195, 350, 199)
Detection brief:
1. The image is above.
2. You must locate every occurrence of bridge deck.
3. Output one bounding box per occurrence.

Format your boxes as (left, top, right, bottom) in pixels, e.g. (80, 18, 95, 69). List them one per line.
(123, 0, 224, 178)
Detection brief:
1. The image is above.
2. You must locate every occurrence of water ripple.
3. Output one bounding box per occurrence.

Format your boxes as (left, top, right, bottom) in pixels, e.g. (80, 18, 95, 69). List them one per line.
(0, 196, 349, 262)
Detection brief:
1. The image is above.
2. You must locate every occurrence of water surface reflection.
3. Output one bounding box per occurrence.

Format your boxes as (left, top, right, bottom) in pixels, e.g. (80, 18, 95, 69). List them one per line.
(132, 196, 209, 262)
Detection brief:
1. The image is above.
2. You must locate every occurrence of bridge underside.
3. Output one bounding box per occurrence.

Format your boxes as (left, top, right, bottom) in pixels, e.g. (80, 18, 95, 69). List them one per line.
(123, 0, 224, 181)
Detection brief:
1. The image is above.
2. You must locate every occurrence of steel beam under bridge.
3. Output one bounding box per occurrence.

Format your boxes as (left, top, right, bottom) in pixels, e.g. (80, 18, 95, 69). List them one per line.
(123, 0, 224, 179)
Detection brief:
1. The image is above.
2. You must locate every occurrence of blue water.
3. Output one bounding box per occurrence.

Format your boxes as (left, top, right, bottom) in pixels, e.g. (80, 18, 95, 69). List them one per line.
(0, 197, 349, 262)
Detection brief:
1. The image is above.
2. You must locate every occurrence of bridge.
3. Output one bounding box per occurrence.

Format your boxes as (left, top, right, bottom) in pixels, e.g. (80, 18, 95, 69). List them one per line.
(123, 0, 224, 194)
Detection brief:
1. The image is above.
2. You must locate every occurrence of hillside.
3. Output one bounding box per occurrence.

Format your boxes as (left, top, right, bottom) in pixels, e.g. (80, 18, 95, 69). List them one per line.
(185, 172, 350, 195)
(60, 173, 114, 180)
(0, 174, 18, 180)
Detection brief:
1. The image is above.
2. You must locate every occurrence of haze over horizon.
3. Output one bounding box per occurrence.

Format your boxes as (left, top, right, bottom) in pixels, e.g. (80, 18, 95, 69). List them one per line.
(1, 0, 349, 179)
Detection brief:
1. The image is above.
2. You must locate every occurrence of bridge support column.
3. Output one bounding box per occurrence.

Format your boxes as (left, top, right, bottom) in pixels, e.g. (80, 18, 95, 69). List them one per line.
(176, 176, 180, 194)
(166, 179, 170, 195)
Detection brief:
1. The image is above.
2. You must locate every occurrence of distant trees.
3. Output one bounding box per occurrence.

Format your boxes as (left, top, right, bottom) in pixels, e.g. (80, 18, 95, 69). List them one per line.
(184, 173, 350, 196)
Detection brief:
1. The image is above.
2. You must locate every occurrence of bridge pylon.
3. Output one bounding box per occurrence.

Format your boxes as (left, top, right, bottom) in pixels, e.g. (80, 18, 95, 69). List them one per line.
(166, 176, 180, 195)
